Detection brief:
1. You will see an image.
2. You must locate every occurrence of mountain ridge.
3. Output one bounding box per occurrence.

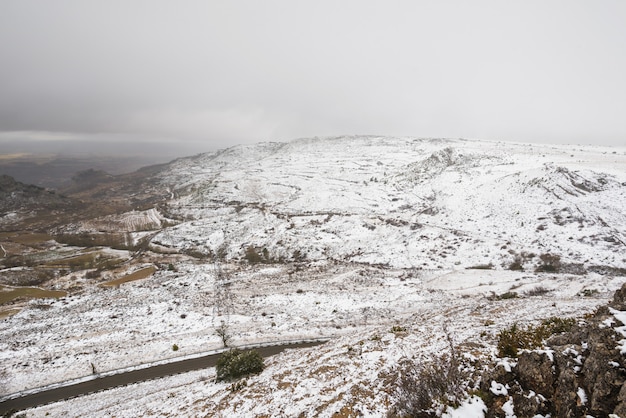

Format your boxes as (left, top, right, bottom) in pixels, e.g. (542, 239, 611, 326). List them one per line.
(144, 136, 625, 272)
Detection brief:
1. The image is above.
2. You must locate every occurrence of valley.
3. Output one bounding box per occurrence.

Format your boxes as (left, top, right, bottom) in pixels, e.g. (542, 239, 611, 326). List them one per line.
(1, 136, 625, 417)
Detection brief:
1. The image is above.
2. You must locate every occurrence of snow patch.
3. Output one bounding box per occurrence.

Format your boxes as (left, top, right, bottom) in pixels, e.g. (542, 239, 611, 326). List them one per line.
(443, 396, 487, 418)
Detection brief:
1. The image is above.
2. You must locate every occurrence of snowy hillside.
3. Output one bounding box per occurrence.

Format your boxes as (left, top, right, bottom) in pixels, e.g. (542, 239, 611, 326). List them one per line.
(1, 136, 626, 417)
(155, 136, 626, 271)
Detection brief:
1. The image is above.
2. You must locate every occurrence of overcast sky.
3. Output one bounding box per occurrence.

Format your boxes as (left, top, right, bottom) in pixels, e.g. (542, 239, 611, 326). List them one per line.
(0, 0, 625, 155)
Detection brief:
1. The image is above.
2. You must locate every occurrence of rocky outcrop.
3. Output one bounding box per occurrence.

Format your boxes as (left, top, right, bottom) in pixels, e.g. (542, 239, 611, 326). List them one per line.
(481, 283, 626, 417)
(0, 174, 73, 213)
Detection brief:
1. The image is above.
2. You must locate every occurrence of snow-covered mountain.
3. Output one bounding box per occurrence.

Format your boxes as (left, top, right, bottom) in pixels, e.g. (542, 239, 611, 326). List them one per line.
(154, 136, 626, 272)
(2, 136, 626, 417)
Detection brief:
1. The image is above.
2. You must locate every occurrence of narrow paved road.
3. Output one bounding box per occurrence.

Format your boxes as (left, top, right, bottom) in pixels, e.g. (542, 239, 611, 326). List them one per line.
(0, 341, 324, 415)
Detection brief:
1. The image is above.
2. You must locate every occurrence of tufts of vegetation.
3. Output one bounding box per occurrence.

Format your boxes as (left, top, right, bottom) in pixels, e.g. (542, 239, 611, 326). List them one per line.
(244, 246, 285, 264)
(579, 288, 599, 297)
(499, 291, 518, 300)
(508, 256, 524, 271)
(535, 253, 561, 273)
(390, 325, 408, 333)
(489, 291, 518, 301)
(541, 317, 577, 335)
(467, 263, 494, 270)
(292, 249, 306, 262)
(244, 246, 264, 264)
(497, 317, 576, 357)
(391, 327, 466, 416)
(507, 251, 536, 271)
(229, 379, 247, 392)
(215, 349, 264, 382)
(172, 344, 179, 351)
(524, 285, 551, 297)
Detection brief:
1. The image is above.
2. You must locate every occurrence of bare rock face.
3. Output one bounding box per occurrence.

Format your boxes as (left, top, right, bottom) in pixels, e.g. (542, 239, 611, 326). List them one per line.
(581, 327, 623, 415)
(481, 282, 626, 417)
(518, 351, 555, 397)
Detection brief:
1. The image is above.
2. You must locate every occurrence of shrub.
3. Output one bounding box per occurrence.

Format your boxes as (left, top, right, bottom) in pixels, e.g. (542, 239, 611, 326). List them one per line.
(391, 328, 466, 416)
(244, 246, 263, 264)
(172, 344, 179, 351)
(489, 291, 518, 301)
(524, 285, 551, 296)
(497, 324, 534, 357)
(535, 253, 561, 273)
(390, 325, 408, 333)
(292, 250, 306, 262)
(580, 288, 599, 297)
(497, 317, 576, 357)
(508, 256, 524, 271)
(229, 379, 247, 392)
(215, 349, 264, 382)
(467, 263, 494, 270)
(85, 270, 101, 280)
(541, 316, 576, 334)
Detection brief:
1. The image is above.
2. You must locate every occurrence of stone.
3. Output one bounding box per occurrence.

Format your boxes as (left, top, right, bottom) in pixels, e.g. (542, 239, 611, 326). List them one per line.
(518, 351, 555, 398)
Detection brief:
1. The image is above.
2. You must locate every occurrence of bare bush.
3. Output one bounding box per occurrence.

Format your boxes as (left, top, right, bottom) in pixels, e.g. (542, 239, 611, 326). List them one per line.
(535, 253, 561, 273)
(508, 255, 524, 271)
(390, 327, 466, 416)
(213, 263, 233, 347)
(524, 285, 551, 297)
(216, 321, 231, 348)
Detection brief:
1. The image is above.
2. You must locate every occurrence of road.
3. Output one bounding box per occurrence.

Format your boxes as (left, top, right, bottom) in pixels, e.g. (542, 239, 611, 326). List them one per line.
(0, 340, 324, 415)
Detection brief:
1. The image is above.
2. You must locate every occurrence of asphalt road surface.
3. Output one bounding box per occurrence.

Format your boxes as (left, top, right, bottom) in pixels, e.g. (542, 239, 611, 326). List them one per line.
(0, 340, 324, 415)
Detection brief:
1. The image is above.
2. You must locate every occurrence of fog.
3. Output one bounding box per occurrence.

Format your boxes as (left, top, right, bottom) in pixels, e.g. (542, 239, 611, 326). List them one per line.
(1, 1, 625, 154)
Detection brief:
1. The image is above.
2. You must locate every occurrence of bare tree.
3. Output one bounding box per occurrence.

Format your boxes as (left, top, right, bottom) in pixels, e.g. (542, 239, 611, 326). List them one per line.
(215, 320, 231, 347)
(212, 262, 234, 347)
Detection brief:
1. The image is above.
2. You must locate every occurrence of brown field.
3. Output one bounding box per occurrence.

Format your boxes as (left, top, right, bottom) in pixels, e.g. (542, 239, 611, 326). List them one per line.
(0, 284, 67, 304)
(101, 266, 157, 287)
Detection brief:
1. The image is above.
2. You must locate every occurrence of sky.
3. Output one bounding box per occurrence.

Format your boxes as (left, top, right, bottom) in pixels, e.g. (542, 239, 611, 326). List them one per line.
(0, 0, 625, 157)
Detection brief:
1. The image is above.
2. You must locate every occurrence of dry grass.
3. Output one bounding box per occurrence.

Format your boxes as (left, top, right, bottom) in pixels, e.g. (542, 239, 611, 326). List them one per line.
(9, 233, 53, 245)
(0, 307, 21, 319)
(0, 284, 67, 304)
(101, 266, 157, 287)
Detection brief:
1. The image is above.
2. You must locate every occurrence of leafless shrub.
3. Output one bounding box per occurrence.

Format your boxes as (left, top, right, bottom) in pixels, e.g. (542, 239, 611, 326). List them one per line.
(524, 286, 551, 297)
(535, 253, 561, 273)
(390, 327, 466, 416)
(216, 321, 231, 348)
(508, 255, 524, 271)
(467, 263, 494, 270)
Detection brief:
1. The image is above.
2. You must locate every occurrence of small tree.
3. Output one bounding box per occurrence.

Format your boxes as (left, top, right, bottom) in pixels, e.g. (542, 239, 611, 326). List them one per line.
(215, 349, 264, 382)
(216, 320, 231, 347)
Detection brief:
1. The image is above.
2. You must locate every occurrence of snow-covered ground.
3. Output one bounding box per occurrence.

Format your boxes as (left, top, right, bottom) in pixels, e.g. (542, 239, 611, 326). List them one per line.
(155, 137, 626, 270)
(8, 266, 625, 417)
(1, 136, 625, 416)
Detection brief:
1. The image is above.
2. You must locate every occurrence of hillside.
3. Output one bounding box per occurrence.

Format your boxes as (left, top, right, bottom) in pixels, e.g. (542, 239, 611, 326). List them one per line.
(154, 137, 625, 272)
(1, 136, 625, 417)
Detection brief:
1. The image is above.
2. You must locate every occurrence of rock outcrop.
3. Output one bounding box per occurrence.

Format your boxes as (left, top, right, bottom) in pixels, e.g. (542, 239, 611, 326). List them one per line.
(481, 283, 626, 417)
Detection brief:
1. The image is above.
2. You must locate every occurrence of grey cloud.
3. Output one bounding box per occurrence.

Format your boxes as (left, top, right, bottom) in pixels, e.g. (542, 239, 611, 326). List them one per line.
(0, 0, 625, 150)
